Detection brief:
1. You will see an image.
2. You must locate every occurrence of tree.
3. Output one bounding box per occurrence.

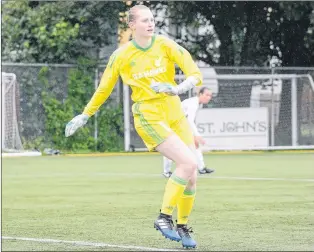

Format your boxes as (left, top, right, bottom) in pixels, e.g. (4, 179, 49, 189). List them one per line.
(2, 0, 128, 63)
(1, 0, 129, 151)
(149, 1, 314, 67)
(149, 1, 314, 145)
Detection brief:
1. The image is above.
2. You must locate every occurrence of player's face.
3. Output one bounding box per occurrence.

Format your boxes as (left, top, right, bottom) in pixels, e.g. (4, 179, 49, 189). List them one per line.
(132, 9, 155, 38)
(199, 90, 213, 104)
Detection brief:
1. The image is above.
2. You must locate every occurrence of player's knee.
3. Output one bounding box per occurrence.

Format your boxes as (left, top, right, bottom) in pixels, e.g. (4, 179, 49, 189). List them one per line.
(185, 156, 198, 176)
(176, 156, 197, 175)
(191, 158, 198, 172)
(189, 169, 198, 185)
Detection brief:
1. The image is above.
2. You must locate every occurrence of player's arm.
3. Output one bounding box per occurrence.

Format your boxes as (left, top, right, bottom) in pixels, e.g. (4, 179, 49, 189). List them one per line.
(185, 103, 201, 136)
(83, 53, 120, 117)
(65, 52, 120, 137)
(167, 38, 202, 93)
(151, 37, 203, 95)
(187, 116, 200, 137)
(187, 110, 206, 146)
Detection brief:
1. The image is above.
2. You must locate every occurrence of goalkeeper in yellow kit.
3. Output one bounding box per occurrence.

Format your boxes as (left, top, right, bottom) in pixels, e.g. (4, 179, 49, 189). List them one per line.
(65, 4, 202, 249)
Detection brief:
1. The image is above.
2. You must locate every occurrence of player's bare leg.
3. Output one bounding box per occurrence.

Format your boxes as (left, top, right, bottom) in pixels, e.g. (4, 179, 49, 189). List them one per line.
(196, 148, 215, 174)
(194, 137, 215, 175)
(154, 134, 198, 242)
(163, 156, 173, 178)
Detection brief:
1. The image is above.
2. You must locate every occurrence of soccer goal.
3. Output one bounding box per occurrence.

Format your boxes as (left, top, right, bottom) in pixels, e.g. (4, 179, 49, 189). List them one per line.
(123, 71, 314, 152)
(1, 72, 41, 157)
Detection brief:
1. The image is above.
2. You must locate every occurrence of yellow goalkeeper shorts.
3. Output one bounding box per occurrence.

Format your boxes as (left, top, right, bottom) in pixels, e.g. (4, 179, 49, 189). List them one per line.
(132, 95, 194, 151)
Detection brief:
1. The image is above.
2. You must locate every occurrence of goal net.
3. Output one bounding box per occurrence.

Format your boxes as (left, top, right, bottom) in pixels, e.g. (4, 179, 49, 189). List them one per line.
(1, 72, 41, 157)
(123, 70, 314, 151)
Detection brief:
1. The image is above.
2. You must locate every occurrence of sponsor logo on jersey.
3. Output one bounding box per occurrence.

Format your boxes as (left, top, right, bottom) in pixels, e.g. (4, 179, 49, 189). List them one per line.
(130, 61, 136, 67)
(132, 66, 167, 80)
(154, 57, 162, 67)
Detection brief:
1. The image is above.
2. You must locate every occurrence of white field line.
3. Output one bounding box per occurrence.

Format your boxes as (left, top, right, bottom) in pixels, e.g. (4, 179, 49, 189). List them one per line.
(2, 236, 183, 251)
(202, 175, 314, 182)
(4, 172, 314, 182)
(90, 173, 314, 183)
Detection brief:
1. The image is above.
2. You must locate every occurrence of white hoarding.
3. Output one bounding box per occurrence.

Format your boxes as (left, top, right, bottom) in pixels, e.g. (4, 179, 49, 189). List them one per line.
(196, 108, 269, 150)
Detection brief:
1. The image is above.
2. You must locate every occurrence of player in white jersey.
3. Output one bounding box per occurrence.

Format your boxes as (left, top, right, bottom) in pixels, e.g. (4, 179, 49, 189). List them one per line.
(163, 86, 215, 178)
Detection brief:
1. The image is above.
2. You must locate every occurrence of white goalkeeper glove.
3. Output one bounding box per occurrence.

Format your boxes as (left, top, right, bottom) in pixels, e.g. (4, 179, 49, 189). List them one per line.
(151, 82, 178, 95)
(65, 114, 89, 137)
(150, 76, 199, 95)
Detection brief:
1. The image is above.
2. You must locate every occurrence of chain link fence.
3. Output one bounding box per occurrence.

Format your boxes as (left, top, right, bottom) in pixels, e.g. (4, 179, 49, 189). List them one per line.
(2, 63, 314, 152)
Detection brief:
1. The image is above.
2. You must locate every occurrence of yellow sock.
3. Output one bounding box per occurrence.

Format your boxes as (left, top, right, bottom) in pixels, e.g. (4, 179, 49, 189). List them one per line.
(161, 174, 188, 216)
(177, 189, 196, 224)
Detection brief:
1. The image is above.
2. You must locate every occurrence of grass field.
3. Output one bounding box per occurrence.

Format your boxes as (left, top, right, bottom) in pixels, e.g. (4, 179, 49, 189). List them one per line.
(2, 152, 314, 251)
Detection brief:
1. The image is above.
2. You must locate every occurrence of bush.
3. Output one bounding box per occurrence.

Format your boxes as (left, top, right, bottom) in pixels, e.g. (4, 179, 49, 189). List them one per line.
(39, 57, 123, 152)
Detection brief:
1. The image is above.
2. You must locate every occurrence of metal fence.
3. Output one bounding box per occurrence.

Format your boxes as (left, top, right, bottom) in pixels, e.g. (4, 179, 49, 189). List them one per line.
(2, 62, 121, 151)
(126, 67, 314, 151)
(2, 62, 314, 152)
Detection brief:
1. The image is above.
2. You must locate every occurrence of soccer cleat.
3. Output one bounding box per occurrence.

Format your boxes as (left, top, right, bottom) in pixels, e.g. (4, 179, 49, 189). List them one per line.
(176, 224, 197, 249)
(199, 167, 215, 174)
(154, 213, 181, 242)
(162, 171, 173, 178)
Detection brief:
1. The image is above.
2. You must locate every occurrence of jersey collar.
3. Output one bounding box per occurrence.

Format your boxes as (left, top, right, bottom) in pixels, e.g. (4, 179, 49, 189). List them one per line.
(132, 35, 156, 52)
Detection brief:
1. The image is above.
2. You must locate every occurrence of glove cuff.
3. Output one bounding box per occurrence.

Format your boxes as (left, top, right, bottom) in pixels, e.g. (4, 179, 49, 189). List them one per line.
(176, 76, 199, 94)
(81, 114, 90, 120)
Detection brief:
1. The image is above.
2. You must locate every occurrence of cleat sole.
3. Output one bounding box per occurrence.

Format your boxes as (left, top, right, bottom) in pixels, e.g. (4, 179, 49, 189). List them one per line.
(182, 245, 197, 249)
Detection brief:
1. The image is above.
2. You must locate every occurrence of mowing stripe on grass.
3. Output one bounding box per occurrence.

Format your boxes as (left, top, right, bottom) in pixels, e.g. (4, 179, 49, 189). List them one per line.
(61, 149, 314, 157)
(93, 174, 314, 183)
(3, 172, 314, 182)
(2, 236, 182, 251)
(205, 176, 314, 182)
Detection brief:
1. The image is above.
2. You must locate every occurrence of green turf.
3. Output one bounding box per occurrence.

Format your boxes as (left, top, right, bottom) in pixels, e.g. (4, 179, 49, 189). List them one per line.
(2, 153, 314, 251)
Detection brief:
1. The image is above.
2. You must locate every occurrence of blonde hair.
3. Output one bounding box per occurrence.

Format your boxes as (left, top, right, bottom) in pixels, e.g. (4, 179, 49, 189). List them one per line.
(127, 4, 151, 23)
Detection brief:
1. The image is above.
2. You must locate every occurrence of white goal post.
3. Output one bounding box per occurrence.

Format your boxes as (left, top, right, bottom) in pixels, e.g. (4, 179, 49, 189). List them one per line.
(1, 72, 42, 157)
(123, 73, 314, 152)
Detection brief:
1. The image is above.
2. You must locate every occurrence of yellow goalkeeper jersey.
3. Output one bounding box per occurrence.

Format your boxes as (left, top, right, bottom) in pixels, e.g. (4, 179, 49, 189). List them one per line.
(83, 35, 202, 117)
